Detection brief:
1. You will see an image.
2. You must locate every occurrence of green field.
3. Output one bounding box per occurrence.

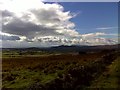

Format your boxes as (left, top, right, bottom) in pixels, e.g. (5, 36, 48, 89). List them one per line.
(88, 56, 120, 89)
(2, 50, 59, 58)
(2, 50, 120, 89)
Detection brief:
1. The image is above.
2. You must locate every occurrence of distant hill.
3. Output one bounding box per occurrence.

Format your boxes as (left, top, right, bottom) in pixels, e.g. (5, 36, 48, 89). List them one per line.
(48, 44, 119, 52)
(2, 44, 119, 53)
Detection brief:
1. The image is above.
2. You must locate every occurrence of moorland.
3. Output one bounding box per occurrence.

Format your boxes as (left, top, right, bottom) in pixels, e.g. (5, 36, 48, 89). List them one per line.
(1, 44, 120, 89)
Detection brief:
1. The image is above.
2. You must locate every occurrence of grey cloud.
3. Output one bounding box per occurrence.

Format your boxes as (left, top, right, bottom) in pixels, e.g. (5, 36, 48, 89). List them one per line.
(2, 2, 77, 43)
(0, 34, 20, 40)
(3, 17, 60, 39)
(2, 10, 14, 17)
(31, 9, 61, 23)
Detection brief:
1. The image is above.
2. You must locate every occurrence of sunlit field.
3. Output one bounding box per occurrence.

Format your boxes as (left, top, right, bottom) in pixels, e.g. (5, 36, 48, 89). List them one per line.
(2, 49, 120, 89)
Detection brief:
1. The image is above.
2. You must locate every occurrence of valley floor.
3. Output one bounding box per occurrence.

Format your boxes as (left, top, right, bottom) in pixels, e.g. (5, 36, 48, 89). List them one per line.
(2, 50, 120, 89)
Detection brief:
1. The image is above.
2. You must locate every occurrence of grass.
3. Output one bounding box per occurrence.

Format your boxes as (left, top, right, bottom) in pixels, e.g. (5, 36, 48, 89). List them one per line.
(2, 50, 119, 89)
(89, 56, 120, 89)
(2, 50, 60, 58)
(2, 70, 57, 88)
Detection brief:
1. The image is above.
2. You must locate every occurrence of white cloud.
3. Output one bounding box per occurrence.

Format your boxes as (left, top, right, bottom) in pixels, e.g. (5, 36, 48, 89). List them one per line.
(0, 31, 26, 41)
(1, 0, 118, 47)
(96, 27, 118, 30)
(81, 32, 105, 38)
(2, 0, 78, 39)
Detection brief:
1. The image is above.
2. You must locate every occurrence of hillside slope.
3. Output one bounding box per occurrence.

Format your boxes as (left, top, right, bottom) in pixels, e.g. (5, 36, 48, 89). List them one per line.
(89, 56, 120, 89)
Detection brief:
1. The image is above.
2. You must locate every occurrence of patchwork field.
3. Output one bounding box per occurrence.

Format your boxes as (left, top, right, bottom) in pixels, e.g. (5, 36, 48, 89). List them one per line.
(2, 49, 120, 89)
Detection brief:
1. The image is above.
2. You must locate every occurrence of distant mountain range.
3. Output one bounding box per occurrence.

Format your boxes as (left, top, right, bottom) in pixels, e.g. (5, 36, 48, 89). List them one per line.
(1, 44, 119, 53)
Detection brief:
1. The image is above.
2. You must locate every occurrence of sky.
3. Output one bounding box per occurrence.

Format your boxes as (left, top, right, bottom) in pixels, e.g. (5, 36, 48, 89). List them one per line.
(0, 0, 118, 48)
(60, 2, 118, 33)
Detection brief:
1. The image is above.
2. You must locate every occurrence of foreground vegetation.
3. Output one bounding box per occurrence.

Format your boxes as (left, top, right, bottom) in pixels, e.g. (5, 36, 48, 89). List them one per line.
(89, 56, 120, 89)
(2, 49, 120, 89)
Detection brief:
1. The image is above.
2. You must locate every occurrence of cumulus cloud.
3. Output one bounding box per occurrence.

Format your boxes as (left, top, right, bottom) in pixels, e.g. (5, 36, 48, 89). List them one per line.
(0, 31, 26, 41)
(1, 0, 118, 47)
(2, 0, 78, 40)
(2, 10, 13, 17)
(1, 35, 20, 41)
